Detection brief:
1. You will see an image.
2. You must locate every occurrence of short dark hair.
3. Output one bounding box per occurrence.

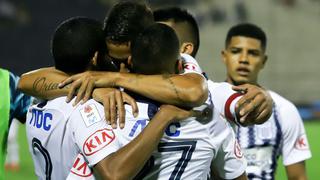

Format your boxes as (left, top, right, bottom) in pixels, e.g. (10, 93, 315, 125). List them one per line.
(154, 7, 200, 57)
(225, 23, 267, 51)
(103, 1, 154, 43)
(52, 17, 106, 74)
(131, 23, 180, 75)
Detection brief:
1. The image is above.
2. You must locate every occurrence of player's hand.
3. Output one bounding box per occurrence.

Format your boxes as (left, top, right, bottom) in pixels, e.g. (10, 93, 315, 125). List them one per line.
(58, 71, 106, 105)
(92, 88, 138, 129)
(159, 105, 194, 123)
(233, 84, 273, 126)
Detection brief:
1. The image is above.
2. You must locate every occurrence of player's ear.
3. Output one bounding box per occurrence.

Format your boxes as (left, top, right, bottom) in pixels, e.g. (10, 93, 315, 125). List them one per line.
(221, 50, 227, 64)
(180, 42, 194, 55)
(91, 51, 99, 66)
(261, 55, 268, 68)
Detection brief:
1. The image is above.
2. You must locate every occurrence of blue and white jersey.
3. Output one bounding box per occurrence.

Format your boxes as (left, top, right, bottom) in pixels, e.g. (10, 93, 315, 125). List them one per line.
(236, 91, 312, 179)
(115, 83, 247, 180)
(26, 97, 116, 180)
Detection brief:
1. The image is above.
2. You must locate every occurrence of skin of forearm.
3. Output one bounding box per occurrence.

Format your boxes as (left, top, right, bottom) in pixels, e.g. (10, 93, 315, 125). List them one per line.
(113, 72, 208, 108)
(286, 162, 307, 180)
(95, 110, 172, 180)
(18, 67, 70, 99)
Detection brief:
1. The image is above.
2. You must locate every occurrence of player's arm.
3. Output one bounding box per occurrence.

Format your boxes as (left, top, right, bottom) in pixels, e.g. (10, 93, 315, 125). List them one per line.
(60, 71, 208, 108)
(233, 84, 273, 125)
(112, 72, 208, 107)
(94, 105, 192, 180)
(280, 99, 311, 180)
(285, 161, 307, 180)
(210, 82, 273, 126)
(18, 67, 69, 99)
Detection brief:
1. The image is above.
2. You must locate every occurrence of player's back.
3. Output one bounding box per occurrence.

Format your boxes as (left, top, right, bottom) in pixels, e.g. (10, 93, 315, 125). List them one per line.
(117, 90, 245, 180)
(26, 97, 79, 180)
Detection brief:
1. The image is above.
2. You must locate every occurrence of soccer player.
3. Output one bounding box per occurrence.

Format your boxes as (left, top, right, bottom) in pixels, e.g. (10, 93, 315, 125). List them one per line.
(152, 7, 273, 126)
(18, 1, 209, 130)
(0, 68, 32, 178)
(221, 23, 312, 179)
(119, 22, 248, 180)
(25, 16, 193, 180)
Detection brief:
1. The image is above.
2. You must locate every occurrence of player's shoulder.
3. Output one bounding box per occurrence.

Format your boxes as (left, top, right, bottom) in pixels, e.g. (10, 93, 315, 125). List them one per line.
(39, 97, 80, 118)
(269, 90, 297, 110)
(268, 90, 302, 126)
(208, 80, 232, 92)
(69, 99, 106, 127)
(72, 99, 104, 116)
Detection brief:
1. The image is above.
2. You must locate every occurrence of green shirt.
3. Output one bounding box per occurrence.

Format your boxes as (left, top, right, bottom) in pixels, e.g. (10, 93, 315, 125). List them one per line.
(0, 68, 10, 180)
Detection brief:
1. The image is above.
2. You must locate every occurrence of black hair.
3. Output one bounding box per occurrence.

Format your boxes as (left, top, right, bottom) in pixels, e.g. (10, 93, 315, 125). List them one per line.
(225, 23, 267, 51)
(154, 7, 200, 57)
(51, 16, 106, 74)
(131, 23, 180, 75)
(103, 1, 154, 43)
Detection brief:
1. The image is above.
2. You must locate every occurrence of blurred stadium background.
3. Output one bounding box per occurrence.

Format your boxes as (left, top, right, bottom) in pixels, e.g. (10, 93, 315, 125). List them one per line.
(1, 0, 319, 179)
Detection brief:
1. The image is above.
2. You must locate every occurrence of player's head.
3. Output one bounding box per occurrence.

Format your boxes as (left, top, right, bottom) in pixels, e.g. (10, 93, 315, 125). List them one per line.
(130, 23, 180, 75)
(222, 23, 268, 85)
(51, 16, 107, 74)
(103, 1, 154, 69)
(154, 7, 200, 57)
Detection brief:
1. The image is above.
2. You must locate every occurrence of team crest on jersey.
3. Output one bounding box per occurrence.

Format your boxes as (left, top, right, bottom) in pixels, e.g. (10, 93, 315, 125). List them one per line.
(294, 134, 309, 150)
(70, 153, 93, 177)
(83, 128, 115, 156)
(234, 140, 243, 158)
(80, 104, 102, 127)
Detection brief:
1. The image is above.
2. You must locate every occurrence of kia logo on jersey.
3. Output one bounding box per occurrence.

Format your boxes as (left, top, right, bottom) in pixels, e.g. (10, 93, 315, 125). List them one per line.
(83, 128, 115, 156)
(184, 63, 197, 71)
(295, 134, 309, 150)
(70, 153, 93, 177)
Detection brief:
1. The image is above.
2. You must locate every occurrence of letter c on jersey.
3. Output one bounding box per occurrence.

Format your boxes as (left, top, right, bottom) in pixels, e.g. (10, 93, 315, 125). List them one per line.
(29, 109, 52, 131)
(83, 128, 115, 156)
(165, 122, 181, 137)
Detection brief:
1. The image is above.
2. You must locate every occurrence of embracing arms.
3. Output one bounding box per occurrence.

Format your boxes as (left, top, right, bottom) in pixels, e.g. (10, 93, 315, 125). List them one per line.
(94, 105, 193, 180)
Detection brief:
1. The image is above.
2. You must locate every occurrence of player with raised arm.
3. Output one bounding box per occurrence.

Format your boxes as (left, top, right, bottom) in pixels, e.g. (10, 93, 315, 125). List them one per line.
(26, 16, 194, 180)
(110, 22, 248, 180)
(221, 23, 311, 180)
(153, 7, 273, 126)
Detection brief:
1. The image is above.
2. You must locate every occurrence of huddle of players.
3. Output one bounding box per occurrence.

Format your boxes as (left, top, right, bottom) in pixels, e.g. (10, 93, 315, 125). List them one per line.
(19, 1, 311, 180)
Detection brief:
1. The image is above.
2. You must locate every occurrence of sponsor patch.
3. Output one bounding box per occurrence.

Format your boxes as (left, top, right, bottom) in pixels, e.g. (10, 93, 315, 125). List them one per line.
(234, 140, 243, 158)
(83, 128, 115, 156)
(295, 134, 309, 150)
(70, 153, 93, 177)
(80, 104, 102, 127)
(183, 62, 197, 71)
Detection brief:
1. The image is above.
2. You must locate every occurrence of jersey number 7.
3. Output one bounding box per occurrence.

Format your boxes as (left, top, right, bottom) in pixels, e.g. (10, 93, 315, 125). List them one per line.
(158, 141, 197, 180)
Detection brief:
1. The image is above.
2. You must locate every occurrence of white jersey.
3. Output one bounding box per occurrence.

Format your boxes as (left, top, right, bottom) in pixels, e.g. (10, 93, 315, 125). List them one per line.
(235, 91, 312, 179)
(26, 97, 118, 180)
(113, 80, 247, 180)
(180, 53, 203, 76)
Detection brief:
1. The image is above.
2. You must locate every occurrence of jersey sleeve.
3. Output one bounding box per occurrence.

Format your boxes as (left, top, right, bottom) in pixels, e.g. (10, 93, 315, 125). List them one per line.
(9, 72, 32, 123)
(180, 53, 203, 75)
(70, 101, 121, 167)
(208, 81, 242, 125)
(277, 100, 312, 165)
(211, 121, 247, 179)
